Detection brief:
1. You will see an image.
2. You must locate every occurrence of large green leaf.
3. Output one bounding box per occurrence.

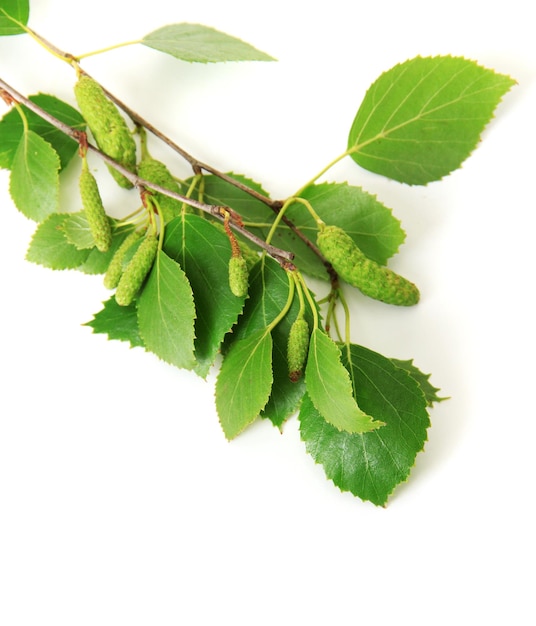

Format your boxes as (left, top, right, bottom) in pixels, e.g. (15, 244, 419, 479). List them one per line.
(0, 0, 29, 35)
(85, 297, 144, 348)
(270, 183, 405, 279)
(142, 23, 275, 63)
(9, 129, 60, 221)
(305, 329, 383, 434)
(215, 328, 273, 440)
(0, 94, 85, 170)
(25, 213, 90, 269)
(163, 214, 246, 378)
(348, 56, 516, 184)
(137, 250, 196, 369)
(300, 344, 431, 505)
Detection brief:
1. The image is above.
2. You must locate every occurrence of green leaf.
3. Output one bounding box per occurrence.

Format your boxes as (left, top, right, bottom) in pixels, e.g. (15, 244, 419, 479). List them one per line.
(163, 214, 247, 378)
(0, 94, 85, 170)
(77, 225, 137, 275)
(305, 330, 383, 434)
(195, 173, 271, 220)
(270, 183, 405, 279)
(142, 23, 275, 63)
(0, 0, 29, 35)
(391, 359, 447, 407)
(300, 344, 431, 506)
(348, 55, 516, 184)
(190, 171, 273, 249)
(137, 250, 196, 370)
(9, 129, 60, 221)
(62, 212, 98, 249)
(215, 328, 273, 440)
(26, 213, 90, 269)
(228, 258, 306, 428)
(85, 297, 144, 348)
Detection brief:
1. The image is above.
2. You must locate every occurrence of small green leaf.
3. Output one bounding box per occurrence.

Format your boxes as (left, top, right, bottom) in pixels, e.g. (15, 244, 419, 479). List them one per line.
(348, 55, 516, 184)
(26, 213, 90, 269)
(85, 297, 144, 348)
(216, 328, 273, 440)
(142, 23, 275, 63)
(300, 344, 431, 506)
(137, 250, 196, 370)
(9, 129, 60, 221)
(62, 212, 98, 249)
(391, 359, 448, 406)
(305, 330, 383, 434)
(164, 214, 247, 378)
(0, 94, 85, 170)
(0, 0, 29, 35)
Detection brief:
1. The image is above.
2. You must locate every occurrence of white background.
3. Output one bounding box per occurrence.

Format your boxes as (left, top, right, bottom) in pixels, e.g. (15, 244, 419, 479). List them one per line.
(1, 1, 535, 624)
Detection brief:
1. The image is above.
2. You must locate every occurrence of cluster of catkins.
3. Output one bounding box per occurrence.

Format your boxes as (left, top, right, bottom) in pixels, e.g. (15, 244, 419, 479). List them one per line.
(74, 74, 251, 308)
(74, 73, 419, 384)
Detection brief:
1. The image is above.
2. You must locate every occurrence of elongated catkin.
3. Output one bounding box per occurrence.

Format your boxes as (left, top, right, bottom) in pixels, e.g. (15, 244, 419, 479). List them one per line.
(79, 161, 112, 252)
(317, 225, 419, 306)
(115, 233, 158, 306)
(228, 255, 249, 298)
(287, 317, 310, 382)
(103, 229, 144, 290)
(74, 75, 137, 188)
(137, 157, 186, 223)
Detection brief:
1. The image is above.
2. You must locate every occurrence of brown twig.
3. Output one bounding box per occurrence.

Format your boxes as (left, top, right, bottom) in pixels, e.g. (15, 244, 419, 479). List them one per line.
(6, 25, 330, 270)
(0, 76, 295, 264)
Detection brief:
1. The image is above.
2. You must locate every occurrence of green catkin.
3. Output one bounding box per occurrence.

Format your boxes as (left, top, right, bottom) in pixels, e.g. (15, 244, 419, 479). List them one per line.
(137, 157, 187, 223)
(114, 233, 158, 306)
(317, 225, 420, 306)
(74, 75, 137, 189)
(79, 161, 112, 252)
(228, 255, 249, 298)
(103, 229, 144, 290)
(287, 317, 310, 383)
